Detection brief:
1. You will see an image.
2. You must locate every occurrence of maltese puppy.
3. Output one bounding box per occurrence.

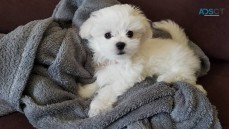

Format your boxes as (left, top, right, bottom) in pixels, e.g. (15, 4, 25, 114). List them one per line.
(78, 4, 206, 117)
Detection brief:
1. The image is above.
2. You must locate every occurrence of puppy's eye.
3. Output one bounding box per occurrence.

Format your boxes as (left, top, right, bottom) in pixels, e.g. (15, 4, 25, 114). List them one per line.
(126, 31, 134, 38)
(105, 32, 112, 39)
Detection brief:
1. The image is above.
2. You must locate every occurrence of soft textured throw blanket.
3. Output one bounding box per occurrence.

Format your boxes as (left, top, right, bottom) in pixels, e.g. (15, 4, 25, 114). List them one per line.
(0, 0, 221, 128)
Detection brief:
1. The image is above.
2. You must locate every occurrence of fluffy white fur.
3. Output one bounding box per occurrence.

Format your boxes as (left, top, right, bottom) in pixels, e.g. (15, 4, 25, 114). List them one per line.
(78, 4, 206, 117)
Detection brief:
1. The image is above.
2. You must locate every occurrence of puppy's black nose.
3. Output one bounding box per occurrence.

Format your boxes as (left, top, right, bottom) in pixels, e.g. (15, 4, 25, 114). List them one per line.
(116, 42, 126, 50)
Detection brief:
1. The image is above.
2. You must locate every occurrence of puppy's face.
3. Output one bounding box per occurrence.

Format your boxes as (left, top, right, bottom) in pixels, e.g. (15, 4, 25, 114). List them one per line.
(80, 4, 152, 61)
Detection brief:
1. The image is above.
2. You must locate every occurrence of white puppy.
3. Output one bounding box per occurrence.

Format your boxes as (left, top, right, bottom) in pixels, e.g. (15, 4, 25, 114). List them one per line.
(78, 4, 206, 117)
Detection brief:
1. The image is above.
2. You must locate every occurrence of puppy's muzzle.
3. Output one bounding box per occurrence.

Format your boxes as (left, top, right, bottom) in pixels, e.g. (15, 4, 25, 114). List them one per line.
(116, 42, 126, 51)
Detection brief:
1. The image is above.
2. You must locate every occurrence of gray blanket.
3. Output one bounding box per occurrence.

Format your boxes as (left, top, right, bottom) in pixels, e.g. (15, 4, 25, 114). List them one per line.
(0, 0, 221, 128)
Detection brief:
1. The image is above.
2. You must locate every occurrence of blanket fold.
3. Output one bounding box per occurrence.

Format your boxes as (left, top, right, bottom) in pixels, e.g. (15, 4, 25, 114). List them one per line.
(0, 18, 54, 111)
(0, 0, 221, 128)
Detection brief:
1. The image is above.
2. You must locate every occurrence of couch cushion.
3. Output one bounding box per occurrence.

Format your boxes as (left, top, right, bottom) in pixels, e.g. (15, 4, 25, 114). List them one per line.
(0, 0, 59, 33)
(198, 59, 229, 128)
(120, 0, 229, 61)
(0, 113, 34, 129)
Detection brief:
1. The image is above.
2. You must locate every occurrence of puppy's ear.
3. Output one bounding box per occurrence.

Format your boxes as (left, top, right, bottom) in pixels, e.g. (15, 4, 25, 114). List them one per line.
(145, 21, 153, 38)
(141, 20, 153, 42)
(79, 18, 95, 39)
(131, 5, 153, 41)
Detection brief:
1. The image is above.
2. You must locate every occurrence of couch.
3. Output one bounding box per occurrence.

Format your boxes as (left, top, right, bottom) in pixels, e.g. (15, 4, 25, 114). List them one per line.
(0, 0, 228, 128)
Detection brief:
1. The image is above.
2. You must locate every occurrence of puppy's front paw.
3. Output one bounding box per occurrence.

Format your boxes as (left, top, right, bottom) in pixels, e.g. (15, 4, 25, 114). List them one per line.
(88, 106, 104, 117)
(88, 100, 112, 117)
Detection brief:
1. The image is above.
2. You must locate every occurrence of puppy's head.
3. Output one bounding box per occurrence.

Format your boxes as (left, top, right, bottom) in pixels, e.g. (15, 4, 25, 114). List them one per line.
(80, 4, 152, 61)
